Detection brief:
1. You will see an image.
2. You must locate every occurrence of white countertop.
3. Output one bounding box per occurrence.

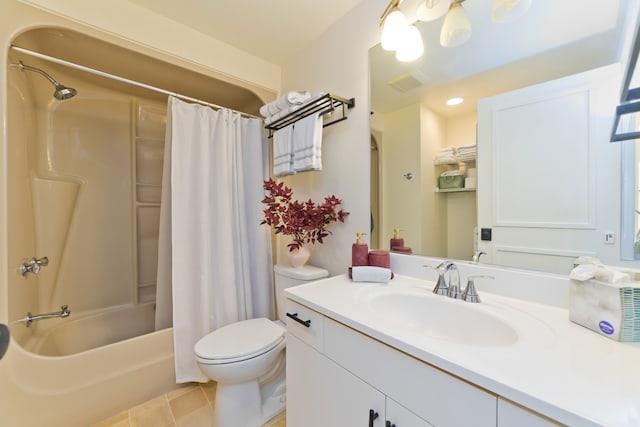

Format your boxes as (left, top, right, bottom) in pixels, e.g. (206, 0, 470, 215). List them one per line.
(285, 273, 640, 427)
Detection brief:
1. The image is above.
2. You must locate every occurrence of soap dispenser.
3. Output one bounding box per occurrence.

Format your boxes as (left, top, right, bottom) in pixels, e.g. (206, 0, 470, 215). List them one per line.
(352, 232, 369, 266)
(390, 228, 404, 250)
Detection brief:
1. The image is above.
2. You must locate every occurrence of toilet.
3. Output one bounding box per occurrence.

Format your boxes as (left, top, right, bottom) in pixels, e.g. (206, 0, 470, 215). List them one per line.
(194, 263, 329, 427)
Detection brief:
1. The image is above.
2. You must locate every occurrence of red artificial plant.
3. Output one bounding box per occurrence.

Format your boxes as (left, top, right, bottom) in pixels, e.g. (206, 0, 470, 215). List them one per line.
(261, 179, 350, 251)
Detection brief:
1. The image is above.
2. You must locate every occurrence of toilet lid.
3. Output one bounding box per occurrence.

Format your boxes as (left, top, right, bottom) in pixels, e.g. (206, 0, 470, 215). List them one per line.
(194, 318, 285, 361)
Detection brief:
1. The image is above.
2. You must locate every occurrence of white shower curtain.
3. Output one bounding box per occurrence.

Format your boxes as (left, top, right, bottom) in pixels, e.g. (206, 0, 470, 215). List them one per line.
(156, 96, 274, 383)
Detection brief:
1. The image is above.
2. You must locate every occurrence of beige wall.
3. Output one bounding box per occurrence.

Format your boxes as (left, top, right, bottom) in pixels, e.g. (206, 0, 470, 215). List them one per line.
(278, 0, 387, 275)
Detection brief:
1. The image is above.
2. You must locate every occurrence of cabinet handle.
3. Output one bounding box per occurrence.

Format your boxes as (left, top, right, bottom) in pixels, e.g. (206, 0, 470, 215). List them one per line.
(286, 312, 311, 327)
(385, 421, 396, 427)
(369, 409, 379, 427)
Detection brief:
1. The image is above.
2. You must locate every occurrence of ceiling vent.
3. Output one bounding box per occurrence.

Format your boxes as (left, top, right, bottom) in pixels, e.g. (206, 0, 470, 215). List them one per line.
(387, 70, 429, 92)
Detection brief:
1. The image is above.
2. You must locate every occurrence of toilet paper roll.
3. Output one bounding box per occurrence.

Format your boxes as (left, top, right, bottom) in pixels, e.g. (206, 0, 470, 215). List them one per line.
(465, 177, 477, 189)
(351, 266, 393, 283)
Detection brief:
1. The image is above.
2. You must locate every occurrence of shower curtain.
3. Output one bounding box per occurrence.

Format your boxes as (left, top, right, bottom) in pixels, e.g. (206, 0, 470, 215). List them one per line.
(156, 96, 274, 383)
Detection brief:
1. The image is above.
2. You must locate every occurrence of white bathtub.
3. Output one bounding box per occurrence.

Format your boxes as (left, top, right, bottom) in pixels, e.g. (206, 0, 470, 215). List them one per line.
(20, 302, 157, 356)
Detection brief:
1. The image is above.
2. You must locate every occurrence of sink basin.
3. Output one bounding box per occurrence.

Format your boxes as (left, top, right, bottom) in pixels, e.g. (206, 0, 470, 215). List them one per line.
(367, 292, 518, 347)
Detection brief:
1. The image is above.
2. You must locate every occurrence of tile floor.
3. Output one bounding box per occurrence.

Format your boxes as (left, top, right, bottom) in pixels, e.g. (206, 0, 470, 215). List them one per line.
(92, 382, 286, 427)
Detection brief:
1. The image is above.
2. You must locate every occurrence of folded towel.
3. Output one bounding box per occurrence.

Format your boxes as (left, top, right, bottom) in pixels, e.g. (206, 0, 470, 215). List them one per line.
(264, 105, 302, 125)
(293, 112, 322, 172)
(351, 266, 393, 283)
(273, 124, 295, 177)
(260, 91, 312, 117)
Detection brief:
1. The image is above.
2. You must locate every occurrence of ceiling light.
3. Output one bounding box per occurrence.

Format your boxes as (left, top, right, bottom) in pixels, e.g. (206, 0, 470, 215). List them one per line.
(440, 1, 472, 47)
(381, 8, 409, 51)
(417, 0, 451, 22)
(396, 25, 424, 62)
(446, 97, 464, 106)
(491, 0, 532, 23)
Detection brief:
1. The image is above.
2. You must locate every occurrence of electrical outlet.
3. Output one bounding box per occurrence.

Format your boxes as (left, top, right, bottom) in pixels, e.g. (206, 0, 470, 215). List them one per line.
(604, 232, 615, 245)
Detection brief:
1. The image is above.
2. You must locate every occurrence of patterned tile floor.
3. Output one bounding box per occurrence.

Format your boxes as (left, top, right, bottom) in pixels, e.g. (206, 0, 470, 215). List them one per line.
(92, 382, 285, 427)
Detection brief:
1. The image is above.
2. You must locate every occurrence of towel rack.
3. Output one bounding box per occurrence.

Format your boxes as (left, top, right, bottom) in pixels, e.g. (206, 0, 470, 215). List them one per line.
(265, 93, 355, 138)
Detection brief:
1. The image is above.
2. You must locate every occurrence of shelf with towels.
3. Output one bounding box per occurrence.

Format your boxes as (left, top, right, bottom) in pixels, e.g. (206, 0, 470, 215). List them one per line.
(265, 93, 355, 138)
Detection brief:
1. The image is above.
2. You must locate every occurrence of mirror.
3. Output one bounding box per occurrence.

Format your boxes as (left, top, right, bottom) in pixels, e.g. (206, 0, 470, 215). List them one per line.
(370, 0, 639, 272)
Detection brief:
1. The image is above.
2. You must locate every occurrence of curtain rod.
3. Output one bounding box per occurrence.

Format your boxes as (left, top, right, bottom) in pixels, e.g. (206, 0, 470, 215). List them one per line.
(9, 45, 261, 120)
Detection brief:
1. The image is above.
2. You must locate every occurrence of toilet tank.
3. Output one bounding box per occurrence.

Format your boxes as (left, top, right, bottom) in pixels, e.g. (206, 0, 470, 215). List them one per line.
(274, 264, 328, 322)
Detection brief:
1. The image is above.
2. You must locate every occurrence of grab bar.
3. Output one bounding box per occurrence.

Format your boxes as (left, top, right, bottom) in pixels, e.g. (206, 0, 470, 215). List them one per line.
(19, 305, 70, 327)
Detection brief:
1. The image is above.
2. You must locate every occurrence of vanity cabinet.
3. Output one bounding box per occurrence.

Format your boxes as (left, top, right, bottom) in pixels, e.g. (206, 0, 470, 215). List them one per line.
(286, 300, 496, 426)
(498, 398, 565, 427)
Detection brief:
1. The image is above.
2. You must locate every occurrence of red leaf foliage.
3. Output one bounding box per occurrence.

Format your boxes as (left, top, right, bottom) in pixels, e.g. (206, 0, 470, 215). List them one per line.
(260, 179, 350, 251)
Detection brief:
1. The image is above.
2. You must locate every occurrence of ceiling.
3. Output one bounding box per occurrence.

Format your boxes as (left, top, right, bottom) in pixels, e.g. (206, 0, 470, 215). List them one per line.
(370, 0, 636, 117)
(127, 0, 365, 65)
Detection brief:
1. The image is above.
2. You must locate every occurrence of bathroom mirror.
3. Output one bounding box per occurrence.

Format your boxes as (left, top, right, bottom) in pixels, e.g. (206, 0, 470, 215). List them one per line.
(370, 0, 639, 273)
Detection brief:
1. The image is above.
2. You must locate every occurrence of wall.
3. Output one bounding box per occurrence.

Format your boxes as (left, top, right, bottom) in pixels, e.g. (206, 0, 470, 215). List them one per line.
(279, 0, 388, 275)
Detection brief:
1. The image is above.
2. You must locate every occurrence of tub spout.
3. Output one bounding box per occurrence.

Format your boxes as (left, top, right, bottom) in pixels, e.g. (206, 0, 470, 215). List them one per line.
(21, 305, 71, 328)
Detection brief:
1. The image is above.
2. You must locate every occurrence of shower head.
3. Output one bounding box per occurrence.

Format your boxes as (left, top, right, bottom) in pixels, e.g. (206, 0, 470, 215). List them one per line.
(11, 61, 77, 100)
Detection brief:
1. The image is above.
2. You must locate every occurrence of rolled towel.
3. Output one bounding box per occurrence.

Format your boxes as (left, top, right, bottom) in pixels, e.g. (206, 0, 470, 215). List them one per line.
(260, 91, 312, 117)
(351, 266, 393, 283)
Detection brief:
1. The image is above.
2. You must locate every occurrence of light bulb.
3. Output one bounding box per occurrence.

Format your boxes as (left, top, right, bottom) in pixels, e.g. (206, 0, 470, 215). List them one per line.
(440, 1, 472, 47)
(491, 0, 532, 23)
(417, 0, 451, 22)
(396, 25, 424, 62)
(381, 8, 408, 51)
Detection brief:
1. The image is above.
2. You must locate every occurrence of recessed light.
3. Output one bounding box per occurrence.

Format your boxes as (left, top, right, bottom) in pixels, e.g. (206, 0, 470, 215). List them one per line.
(446, 97, 464, 106)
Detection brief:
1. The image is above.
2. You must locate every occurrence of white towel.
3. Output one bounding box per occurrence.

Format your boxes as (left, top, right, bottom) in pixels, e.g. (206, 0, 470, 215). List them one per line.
(351, 266, 393, 283)
(273, 124, 295, 177)
(293, 112, 322, 172)
(264, 105, 301, 126)
(260, 91, 312, 117)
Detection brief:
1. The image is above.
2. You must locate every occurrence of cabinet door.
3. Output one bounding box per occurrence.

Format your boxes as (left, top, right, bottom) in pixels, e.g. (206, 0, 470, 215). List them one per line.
(286, 333, 386, 427)
(386, 398, 433, 427)
(498, 398, 565, 427)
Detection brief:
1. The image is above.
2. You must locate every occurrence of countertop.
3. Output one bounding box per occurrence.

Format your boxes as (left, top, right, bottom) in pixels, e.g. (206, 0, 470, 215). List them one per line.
(285, 273, 640, 427)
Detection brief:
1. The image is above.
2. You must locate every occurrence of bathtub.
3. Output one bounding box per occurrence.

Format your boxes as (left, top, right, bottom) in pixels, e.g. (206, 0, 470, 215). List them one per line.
(2, 323, 177, 427)
(18, 302, 158, 356)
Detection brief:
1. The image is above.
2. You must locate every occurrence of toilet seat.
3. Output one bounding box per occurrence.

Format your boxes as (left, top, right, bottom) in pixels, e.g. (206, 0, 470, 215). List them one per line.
(194, 318, 285, 364)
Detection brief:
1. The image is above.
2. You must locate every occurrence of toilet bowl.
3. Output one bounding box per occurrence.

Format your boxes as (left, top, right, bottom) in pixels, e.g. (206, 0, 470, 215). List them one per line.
(194, 263, 328, 427)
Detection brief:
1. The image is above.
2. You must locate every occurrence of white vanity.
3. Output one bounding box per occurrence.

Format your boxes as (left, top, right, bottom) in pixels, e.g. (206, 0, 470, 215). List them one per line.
(284, 254, 640, 427)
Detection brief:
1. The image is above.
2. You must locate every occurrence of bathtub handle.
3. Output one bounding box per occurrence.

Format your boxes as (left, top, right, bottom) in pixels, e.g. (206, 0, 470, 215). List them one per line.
(21, 305, 70, 327)
(20, 256, 49, 276)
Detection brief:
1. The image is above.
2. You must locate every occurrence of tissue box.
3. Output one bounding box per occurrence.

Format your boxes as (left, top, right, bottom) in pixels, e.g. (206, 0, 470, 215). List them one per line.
(569, 278, 640, 342)
(438, 175, 465, 189)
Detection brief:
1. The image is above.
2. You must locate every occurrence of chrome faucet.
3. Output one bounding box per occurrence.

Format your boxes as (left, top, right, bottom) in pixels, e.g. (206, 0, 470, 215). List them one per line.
(472, 250, 486, 264)
(461, 275, 494, 303)
(428, 261, 461, 298)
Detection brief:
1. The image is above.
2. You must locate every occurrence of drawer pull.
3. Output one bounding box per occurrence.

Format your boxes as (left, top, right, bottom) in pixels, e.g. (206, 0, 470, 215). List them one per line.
(286, 312, 311, 327)
(369, 409, 379, 427)
(385, 421, 396, 427)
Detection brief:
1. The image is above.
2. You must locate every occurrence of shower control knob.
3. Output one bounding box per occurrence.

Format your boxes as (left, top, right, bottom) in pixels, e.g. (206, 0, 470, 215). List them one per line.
(20, 256, 49, 276)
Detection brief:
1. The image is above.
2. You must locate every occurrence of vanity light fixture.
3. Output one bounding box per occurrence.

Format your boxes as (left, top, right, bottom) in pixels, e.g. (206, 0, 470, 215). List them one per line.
(491, 0, 533, 23)
(440, 1, 472, 47)
(446, 97, 464, 106)
(381, 0, 424, 62)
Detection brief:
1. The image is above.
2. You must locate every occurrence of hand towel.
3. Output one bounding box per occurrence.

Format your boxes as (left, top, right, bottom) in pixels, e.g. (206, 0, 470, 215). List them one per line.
(260, 91, 311, 117)
(351, 266, 393, 283)
(273, 124, 295, 177)
(293, 112, 322, 172)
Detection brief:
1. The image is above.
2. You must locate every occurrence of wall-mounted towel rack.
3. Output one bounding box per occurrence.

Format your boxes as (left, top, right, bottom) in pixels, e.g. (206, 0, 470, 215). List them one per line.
(265, 93, 355, 138)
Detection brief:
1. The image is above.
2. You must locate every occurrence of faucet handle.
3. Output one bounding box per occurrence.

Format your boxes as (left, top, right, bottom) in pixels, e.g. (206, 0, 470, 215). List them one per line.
(423, 264, 450, 295)
(462, 275, 494, 303)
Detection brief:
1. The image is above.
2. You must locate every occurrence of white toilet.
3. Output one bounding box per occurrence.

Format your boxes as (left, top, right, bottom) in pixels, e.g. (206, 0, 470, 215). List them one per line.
(194, 263, 329, 427)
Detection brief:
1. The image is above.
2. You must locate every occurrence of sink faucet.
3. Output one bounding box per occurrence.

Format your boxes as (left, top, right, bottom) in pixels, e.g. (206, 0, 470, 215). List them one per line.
(429, 261, 461, 298)
(472, 250, 486, 264)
